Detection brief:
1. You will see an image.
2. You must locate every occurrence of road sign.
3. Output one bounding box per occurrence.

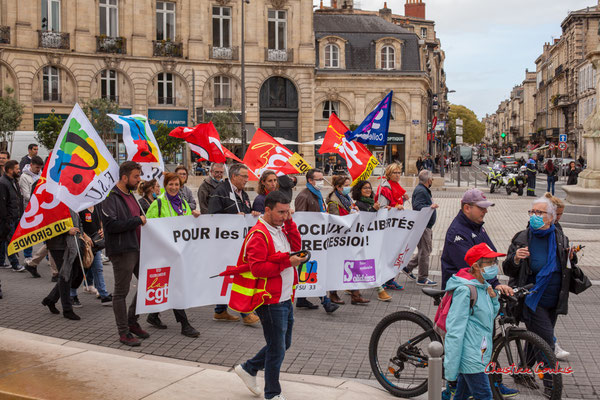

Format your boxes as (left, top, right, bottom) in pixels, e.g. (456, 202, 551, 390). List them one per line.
(549, 143, 555, 151)
(456, 126, 463, 135)
(456, 135, 463, 144)
(559, 134, 567, 143)
(558, 142, 567, 151)
(456, 118, 463, 126)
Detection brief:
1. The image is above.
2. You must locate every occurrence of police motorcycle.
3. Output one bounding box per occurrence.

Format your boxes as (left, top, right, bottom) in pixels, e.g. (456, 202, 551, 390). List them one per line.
(488, 166, 505, 193)
(504, 166, 526, 196)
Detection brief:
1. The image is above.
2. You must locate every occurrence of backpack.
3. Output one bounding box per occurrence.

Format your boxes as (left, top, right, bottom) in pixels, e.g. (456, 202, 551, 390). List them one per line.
(433, 285, 477, 339)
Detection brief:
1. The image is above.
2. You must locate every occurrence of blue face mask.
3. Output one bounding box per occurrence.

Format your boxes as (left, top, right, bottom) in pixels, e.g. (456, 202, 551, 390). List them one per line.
(529, 215, 545, 230)
(482, 264, 498, 280)
(342, 187, 351, 196)
(152, 193, 157, 199)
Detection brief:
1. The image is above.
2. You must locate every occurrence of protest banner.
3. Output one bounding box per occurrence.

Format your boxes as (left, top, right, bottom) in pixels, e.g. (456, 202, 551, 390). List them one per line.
(136, 208, 432, 314)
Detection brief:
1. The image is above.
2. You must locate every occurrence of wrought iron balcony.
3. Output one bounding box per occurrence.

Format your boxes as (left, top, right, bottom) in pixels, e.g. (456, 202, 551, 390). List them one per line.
(214, 98, 232, 107)
(210, 46, 239, 61)
(96, 36, 126, 54)
(555, 65, 564, 76)
(153, 40, 183, 58)
(43, 92, 61, 102)
(0, 26, 9, 44)
(265, 48, 293, 62)
(158, 97, 176, 106)
(38, 30, 70, 50)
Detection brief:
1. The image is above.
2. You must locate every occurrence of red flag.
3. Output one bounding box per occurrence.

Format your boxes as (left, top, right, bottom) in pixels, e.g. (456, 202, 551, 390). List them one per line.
(243, 129, 312, 181)
(319, 114, 379, 184)
(8, 155, 73, 256)
(169, 122, 227, 163)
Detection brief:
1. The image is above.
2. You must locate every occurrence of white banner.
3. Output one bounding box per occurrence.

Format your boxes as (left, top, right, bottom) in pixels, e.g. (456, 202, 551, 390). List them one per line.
(137, 208, 432, 314)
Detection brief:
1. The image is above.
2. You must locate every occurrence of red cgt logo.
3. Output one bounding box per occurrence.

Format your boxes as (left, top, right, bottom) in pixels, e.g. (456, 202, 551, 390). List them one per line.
(145, 267, 170, 305)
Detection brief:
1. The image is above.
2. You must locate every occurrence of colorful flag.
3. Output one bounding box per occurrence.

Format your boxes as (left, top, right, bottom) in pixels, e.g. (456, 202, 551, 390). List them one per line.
(320, 114, 379, 184)
(109, 114, 164, 182)
(46, 103, 119, 212)
(346, 91, 393, 146)
(170, 122, 227, 163)
(243, 129, 312, 180)
(8, 156, 73, 256)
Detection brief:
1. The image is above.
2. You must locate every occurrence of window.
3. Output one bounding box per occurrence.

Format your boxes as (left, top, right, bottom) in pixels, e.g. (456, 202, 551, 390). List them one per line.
(101, 69, 118, 101)
(268, 10, 286, 50)
(157, 72, 174, 105)
(324, 44, 339, 68)
(41, 0, 61, 32)
(381, 46, 395, 70)
(99, 0, 118, 36)
(322, 101, 339, 119)
(156, 1, 176, 41)
(212, 6, 231, 48)
(214, 76, 231, 106)
(420, 27, 427, 39)
(43, 66, 60, 101)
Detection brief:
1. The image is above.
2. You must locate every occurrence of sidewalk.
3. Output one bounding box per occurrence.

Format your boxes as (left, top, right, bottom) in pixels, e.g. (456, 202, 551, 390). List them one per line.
(0, 328, 394, 400)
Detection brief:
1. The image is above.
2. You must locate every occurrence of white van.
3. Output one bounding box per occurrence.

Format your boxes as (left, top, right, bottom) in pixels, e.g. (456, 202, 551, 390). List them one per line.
(5, 131, 49, 160)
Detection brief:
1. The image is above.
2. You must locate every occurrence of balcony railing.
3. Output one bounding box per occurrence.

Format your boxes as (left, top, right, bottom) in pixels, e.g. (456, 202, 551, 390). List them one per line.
(158, 97, 176, 106)
(210, 46, 239, 61)
(96, 36, 126, 54)
(555, 65, 564, 76)
(38, 30, 70, 50)
(265, 48, 293, 62)
(0, 26, 9, 44)
(153, 40, 183, 58)
(214, 98, 232, 107)
(43, 92, 61, 102)
(101, 95, 119, 104)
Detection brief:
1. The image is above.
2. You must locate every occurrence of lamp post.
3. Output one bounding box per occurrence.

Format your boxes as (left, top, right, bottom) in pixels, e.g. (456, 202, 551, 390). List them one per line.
(240, 0, 249, 156)
(439, 89, 456, 178)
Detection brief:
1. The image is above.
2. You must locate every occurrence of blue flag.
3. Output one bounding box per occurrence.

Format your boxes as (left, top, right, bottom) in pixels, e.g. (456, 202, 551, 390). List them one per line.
(345, 91, 393, 146)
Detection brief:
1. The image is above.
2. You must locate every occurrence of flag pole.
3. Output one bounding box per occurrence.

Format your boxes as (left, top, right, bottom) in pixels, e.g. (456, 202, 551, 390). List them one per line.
(224, 163, 241, 213)
(74, 235, 90, 291)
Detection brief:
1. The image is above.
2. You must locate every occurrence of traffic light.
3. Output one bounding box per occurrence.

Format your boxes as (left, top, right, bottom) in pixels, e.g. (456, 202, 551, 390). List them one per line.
(501, 132, 506, 138)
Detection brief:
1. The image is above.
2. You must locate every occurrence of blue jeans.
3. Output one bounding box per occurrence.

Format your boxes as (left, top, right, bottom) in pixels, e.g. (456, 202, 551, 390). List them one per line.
(243, 300, 294, 399)
(24, 246, 33, 258)
(546, 176, 555, 195)
(88, 251, 109, 297)
(455, 372, 493, 400)
(0, 222, 20, 268)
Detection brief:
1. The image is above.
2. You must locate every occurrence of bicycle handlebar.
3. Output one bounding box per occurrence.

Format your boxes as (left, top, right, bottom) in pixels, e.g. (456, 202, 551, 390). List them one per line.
(499, 283, 535, 303)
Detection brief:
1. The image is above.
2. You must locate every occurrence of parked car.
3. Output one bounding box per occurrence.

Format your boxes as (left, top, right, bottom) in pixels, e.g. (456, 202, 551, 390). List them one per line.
(500, 155, 518, 168)
(479, 155, 489, 165)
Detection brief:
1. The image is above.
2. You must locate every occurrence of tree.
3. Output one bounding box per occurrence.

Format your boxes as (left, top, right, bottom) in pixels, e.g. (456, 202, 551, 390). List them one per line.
(81, 98, 120, 141)
(152, 121, 183, 162)
(36, 112, 65, 150)
(446, 104, 485, 145)
(209, 110, 241, 141)
(0, 87, 24, 151)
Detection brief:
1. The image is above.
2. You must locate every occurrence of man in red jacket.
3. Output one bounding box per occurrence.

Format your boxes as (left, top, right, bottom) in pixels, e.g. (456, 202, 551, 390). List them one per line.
(234, 191, 307, 400)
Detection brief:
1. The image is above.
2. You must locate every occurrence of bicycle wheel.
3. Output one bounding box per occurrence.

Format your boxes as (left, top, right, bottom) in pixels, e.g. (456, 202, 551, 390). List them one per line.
(369, 311, 440, 398)
(489, 330, 563, 400)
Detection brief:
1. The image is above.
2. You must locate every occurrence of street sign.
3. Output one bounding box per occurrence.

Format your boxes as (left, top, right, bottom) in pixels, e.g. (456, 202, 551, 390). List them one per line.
(558, 142, 567, 151)
(549, 143, 555, 151)
(456, 118, 463, 126)
(456, 135, 463, 144)
(456, 126, 463, 135)
(559, 134, 567, 143)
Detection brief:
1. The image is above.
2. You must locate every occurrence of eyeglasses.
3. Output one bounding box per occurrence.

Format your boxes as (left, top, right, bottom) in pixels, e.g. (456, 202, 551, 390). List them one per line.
(528, 210, 548, 216)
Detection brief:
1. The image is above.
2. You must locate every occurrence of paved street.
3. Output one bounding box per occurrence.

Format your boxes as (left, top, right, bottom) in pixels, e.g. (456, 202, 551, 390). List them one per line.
(1, 188, 598, 399)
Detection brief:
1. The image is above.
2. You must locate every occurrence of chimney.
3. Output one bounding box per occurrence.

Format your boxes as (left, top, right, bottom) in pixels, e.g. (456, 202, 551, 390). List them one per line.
(405, 0, 426, 19)
(320, 0, 323, 9)
(341, 0, 353, 9)
(379, 2, 392, 22)
(331, 0, 338, 9)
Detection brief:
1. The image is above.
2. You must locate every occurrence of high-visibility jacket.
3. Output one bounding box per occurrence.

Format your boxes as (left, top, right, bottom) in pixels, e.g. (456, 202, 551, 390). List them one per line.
(227, 218, 302, 313)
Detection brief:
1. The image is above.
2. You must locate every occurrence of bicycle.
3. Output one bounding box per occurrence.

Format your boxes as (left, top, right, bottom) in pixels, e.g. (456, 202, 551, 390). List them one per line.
(368, 284, 562, 399)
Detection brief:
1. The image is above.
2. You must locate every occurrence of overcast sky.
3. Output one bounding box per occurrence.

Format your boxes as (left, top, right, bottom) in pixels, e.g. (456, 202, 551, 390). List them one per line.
(313, 0, 595, 120)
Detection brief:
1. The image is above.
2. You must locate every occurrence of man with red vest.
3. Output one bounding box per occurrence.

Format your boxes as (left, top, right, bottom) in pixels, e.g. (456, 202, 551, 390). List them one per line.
(233, 191, 307, 400)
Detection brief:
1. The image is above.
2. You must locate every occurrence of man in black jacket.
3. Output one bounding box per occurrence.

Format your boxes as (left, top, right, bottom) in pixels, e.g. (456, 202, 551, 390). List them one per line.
(101, 161, 149, 347)
(19, 143, 38, 171)
(0, 160, 25, 273)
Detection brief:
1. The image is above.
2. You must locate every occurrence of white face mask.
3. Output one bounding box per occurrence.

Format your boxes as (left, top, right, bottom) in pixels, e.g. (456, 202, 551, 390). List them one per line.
(314, 180, 324, 190)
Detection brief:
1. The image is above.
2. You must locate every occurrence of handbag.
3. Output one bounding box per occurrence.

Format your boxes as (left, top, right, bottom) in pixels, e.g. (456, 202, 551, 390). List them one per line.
(570, 265, 592, 294)
(78, 235, 95, 269)
(90, 231, 105, 252)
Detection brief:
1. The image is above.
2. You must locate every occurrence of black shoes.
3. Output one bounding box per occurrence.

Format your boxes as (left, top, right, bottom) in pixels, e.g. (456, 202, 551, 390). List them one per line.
(323, 302, 340, 314)
(120, 333, 141, 347)
(42, 298, 60, 314)
(63, 310, 81, 320)
(181, 322, 200, 338)
(25, 264, 41, 278)
(100, 294, 113, 306)
(147, 313, 168, 329)
(71, 296, 83, 308)
(296, 298, 318, 309)
(51, 275, 58, 282)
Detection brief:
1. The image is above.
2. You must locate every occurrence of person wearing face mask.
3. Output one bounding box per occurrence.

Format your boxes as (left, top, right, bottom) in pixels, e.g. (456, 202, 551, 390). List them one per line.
(402, 170, 439, 286)
(0, 160, 25, 273)
(326, 175, 367, 305)
(502, 195, 578, 382)
(253, 170, 279, 214)
(444, 243, 505, 400)
(198, 162, 225, 214)
(137, 179, 159, 214)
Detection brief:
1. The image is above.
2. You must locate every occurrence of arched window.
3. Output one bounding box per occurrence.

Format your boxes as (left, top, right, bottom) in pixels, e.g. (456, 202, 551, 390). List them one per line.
(322, 100, 339, 118)
(325, 44, 339, 68)
(101, 69, 118, 102)
(157, 72, 174, 105)
(381, 45, 395, 70)
(214, 75, 231, 107)
(43, 66, 60, 102)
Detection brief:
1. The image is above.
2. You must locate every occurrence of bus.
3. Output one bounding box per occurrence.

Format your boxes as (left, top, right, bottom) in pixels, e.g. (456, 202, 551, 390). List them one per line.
(458, 145, 473, 166)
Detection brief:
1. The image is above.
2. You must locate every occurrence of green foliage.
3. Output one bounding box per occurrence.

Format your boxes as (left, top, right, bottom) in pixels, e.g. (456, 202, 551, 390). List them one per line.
(81, 98, 120, 140)
(209, 110, 241, 142)
(36, 112, 65, 151)
(0, 87, 25, 150)
(447, 104, 485, 145)
(152, 122, 182, 162)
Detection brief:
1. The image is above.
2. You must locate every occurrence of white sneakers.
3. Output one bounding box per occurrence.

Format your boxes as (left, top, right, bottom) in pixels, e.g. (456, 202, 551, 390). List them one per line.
(269, 396, 287, 400)
(555, 342, 570, 361)
(234, 364, 262, 397)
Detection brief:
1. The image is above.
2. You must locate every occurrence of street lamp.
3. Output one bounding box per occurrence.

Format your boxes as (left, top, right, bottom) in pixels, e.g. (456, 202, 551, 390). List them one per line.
(439, 89, 456, 178)
(240, 0, 250, 156)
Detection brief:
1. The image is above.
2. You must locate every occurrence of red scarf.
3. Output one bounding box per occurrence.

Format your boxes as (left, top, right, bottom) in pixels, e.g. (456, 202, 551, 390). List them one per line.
(389, 181, 406, 206)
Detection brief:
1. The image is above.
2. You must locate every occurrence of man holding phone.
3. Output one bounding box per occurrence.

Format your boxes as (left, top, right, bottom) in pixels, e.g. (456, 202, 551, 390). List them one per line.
(233, 191, 306, 400)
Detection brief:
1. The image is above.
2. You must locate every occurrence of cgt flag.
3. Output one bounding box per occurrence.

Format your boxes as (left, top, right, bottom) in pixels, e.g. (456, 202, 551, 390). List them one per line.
(109, 114, 164, 183)
(46, 103, 119, 212)
(170, 122, 227, 163)
(346, 91, 393, 146)
(320, 114, 379, 185)
(243, 129, 312, 180)
(8, 156, 73, 256)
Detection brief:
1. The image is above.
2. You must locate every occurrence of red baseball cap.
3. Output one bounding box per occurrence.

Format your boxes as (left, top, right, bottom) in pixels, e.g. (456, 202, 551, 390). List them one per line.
(464, 243, 506, 266)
